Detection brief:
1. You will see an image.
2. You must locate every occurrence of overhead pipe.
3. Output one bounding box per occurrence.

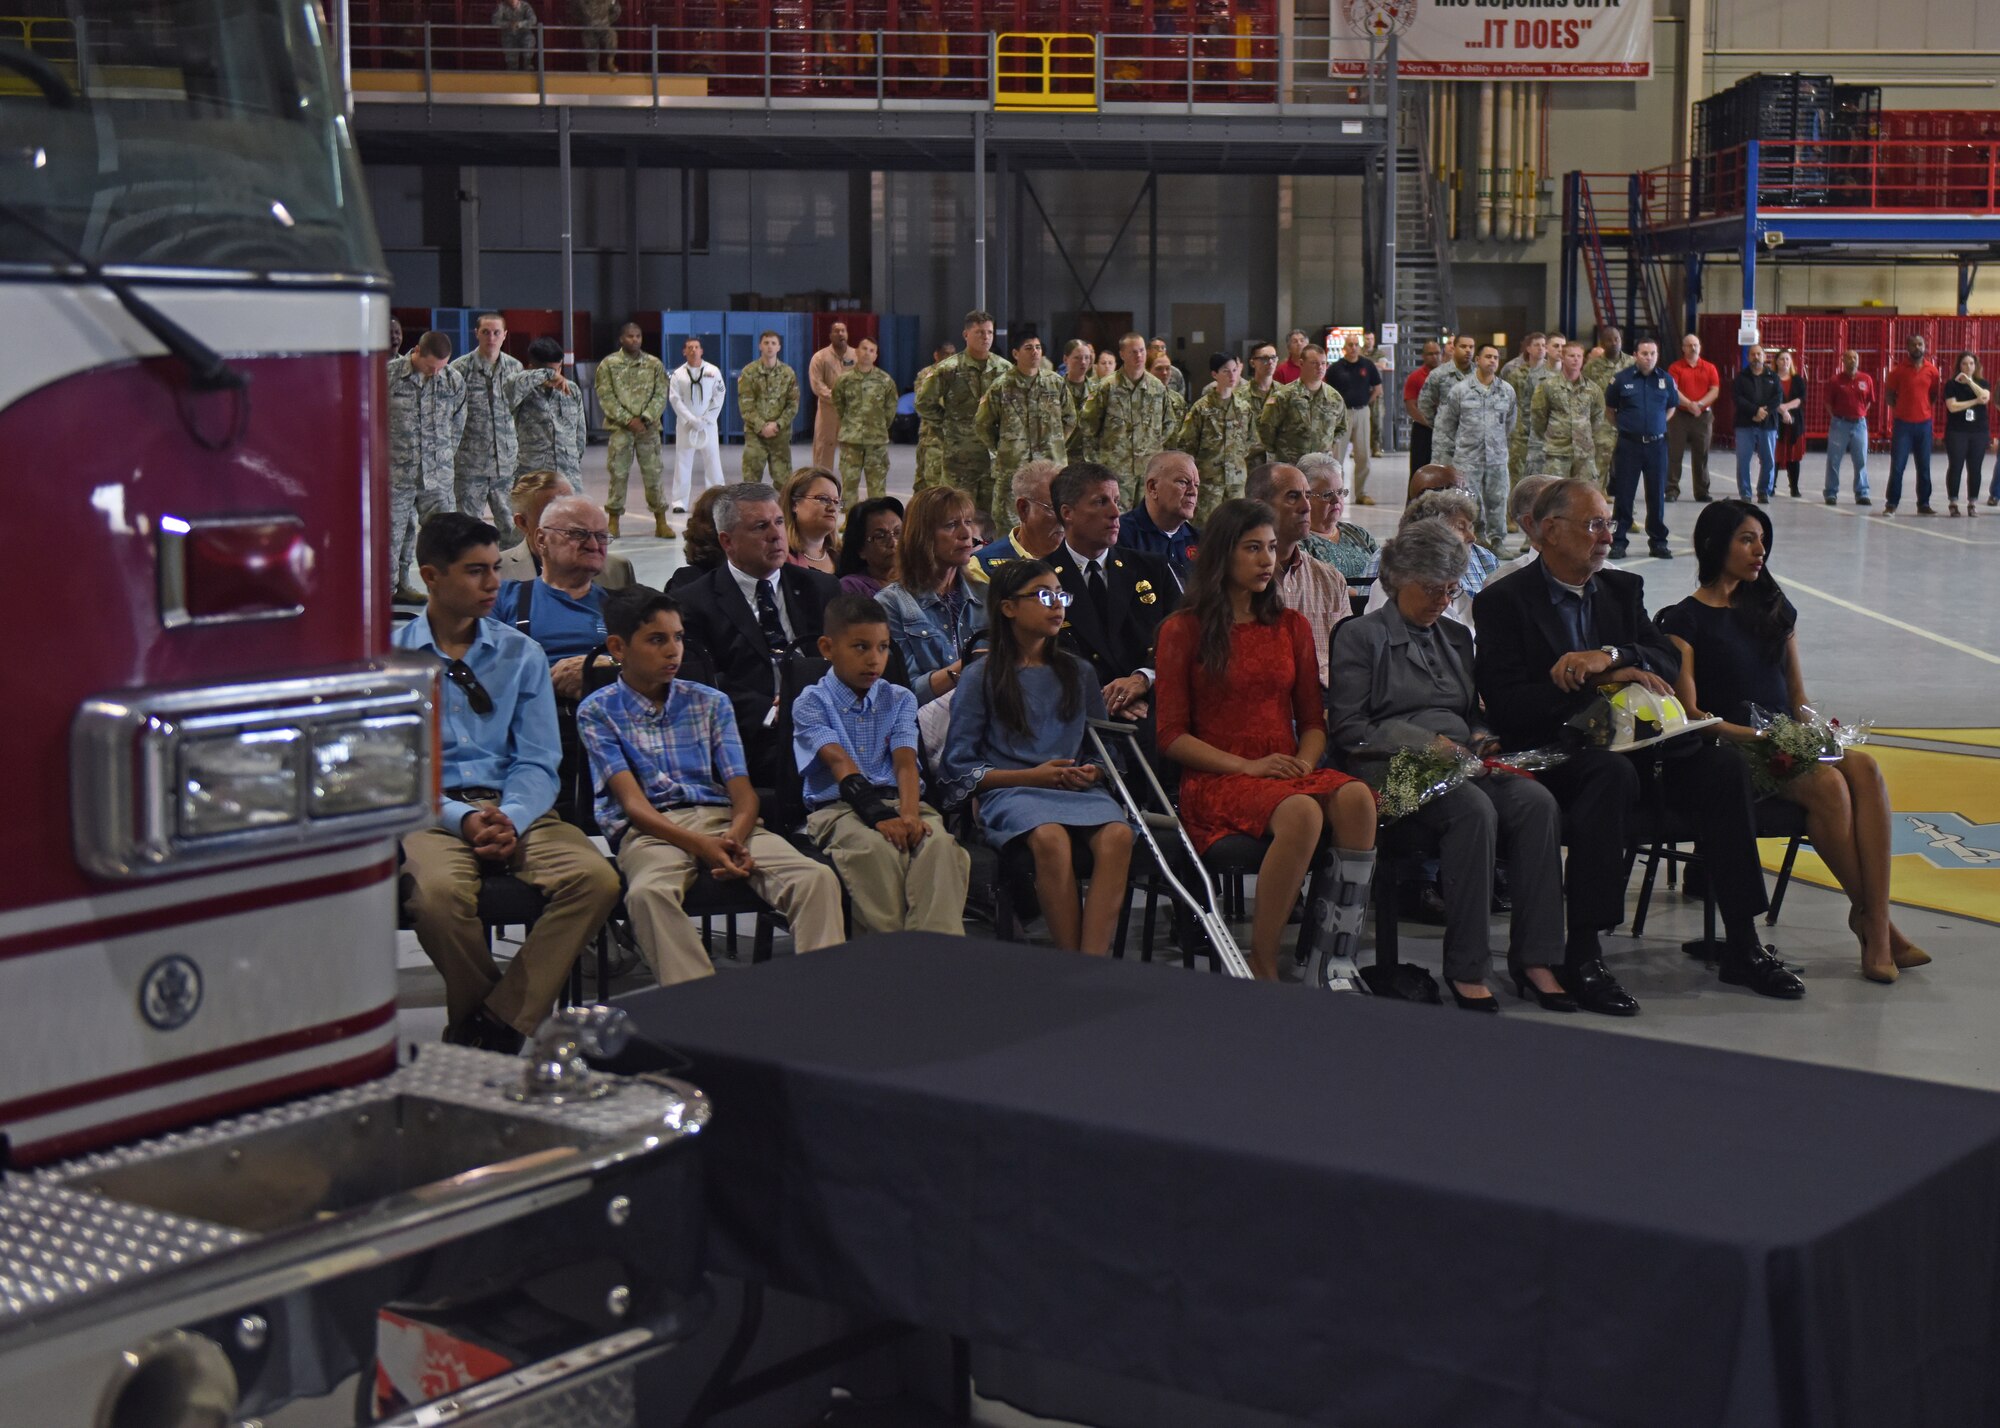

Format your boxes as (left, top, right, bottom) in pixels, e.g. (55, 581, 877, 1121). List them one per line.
(1494, 81, 1514, 241)
(1536, 82, 1551, 239)
(1518, 83, 1535, 242)
(1447, 81, 1461, 240)
(1475, 80, 1493, 241)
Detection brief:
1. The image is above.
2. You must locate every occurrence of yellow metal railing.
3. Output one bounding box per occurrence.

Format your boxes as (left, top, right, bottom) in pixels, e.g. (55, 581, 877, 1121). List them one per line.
(1, 15, 74, 56)
(993, 32, 1096, 112)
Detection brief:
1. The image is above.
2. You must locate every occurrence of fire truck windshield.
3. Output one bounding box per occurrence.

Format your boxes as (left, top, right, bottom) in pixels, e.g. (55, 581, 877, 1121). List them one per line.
(0, 0, 385, 282)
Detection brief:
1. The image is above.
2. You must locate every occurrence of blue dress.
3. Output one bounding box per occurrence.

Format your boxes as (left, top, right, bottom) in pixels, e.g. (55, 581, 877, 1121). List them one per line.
(939, 657, 1126, 847)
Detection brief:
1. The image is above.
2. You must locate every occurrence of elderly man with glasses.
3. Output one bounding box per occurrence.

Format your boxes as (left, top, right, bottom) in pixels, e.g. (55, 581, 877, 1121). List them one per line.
(1472, 478, 1804, 1015)
(492, 494, 616, 701)
(973, 459, 1066, 581)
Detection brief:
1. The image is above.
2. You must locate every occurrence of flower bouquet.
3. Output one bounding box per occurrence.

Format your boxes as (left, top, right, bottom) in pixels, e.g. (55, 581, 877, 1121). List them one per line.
(1375, 742, 1571, 824)
(1741, 704, 1872, 797)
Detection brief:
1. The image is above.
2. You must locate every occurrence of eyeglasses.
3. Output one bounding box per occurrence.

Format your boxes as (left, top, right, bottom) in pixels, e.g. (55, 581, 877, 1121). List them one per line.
(1551, 516, 1617, 537)
(1307, 488, 1351, 503)
(1020, 587, 1075, 609)
(546, 526, 611, 548)
(445, 659, 493, 715)
(804, 495, 842, 511)
(865, 527, 902, 545)
(1415, 582, 1465, 602)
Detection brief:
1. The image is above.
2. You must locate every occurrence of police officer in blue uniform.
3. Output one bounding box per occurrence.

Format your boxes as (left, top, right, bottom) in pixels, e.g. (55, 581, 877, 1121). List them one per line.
(1603, 337, 1677, 560)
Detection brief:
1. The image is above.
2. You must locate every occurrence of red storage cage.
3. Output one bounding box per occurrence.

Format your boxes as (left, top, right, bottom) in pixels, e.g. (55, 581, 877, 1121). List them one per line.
(500, 309, 592, 363)
(1700, 313, 1739, 444)
(1795, 316, 1843, 440)
(647, 0, 771, 97)
(813, 312, 880, 352)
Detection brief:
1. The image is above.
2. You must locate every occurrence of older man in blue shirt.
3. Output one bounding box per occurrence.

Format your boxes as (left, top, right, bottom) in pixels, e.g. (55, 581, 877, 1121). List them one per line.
(394, 513, 621, 1051)
(1116, 449, 1201, 581)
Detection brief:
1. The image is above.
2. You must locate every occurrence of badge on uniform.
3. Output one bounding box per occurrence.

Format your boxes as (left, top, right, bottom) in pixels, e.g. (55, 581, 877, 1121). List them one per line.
(1135, 578, 1156, 605)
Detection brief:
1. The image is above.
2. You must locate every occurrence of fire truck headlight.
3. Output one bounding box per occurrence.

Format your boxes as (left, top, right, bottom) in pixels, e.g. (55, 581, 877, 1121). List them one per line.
(312, 715, 426, 817)
(178, 727, 304, 838)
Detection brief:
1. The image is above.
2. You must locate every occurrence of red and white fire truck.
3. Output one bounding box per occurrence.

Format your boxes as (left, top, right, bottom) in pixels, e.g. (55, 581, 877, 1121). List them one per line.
(0, 7, 706, 1424)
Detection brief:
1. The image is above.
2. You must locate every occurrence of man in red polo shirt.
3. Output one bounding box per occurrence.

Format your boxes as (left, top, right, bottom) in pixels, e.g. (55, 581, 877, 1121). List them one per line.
(1402, 338, 1443, 474)
(1666, 332, 1721, 502)
(1883, 333, 1942, 515)
(1824, 349, 1876, 506)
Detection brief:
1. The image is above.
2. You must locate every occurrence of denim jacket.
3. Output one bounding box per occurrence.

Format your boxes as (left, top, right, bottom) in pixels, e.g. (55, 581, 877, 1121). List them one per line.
(878, 575, 988, 706)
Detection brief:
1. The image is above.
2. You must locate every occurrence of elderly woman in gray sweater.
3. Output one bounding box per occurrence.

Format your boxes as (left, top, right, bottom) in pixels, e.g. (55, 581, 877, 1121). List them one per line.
(1327, 521, 1572, 1014)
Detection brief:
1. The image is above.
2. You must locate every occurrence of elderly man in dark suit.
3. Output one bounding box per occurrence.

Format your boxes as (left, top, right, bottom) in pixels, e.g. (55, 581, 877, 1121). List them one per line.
(674, 482, 841, 790)
(1329, 520, 1571, 1013)
(1472, 477, 1803, 1012)
(1042, 460, 1177, 724)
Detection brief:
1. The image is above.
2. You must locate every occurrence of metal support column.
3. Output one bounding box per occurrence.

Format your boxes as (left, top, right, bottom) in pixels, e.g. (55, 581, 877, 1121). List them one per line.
(1626, 172, 1641, 339)
(1147, 170, 1158, 335)
(625, 148, 642, 319)
(458, 166, 481, 308)
(1960, 261, 1979, 315)
(1559, 171, 1579, 336)
(973, 111, 988, 313)
(559, 105, 575, 365)
(1381, 36, 1399, 376)
(1685, 253, 1703, 337)
(1741, 141, 1760, 361)
(335, 0, 353, 117)
(680, 167, 693, 307)
(994, 147, 1010, 348)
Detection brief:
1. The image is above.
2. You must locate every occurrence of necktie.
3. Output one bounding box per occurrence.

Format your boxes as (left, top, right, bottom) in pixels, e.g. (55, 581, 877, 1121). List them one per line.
(754, 576, 790, 654)
(1086, 559, 1108, 610)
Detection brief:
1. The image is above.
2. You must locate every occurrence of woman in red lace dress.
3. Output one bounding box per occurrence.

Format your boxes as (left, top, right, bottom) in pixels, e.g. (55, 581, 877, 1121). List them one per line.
(1156, 498, 1378, 982)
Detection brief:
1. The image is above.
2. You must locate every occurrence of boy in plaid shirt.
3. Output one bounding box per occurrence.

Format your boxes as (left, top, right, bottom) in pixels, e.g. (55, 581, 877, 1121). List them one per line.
(577, 587, 843, 985)
(793, 595, 968, 935)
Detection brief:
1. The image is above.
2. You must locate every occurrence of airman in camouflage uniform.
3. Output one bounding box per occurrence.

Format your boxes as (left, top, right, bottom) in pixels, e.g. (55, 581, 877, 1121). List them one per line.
(513, 337, 587, 490)
(1416, 334, 1477, 429)
(830, 337, 898, 503)
(1060, 339, 1095, 425)
(1168, 355, 1258, 525)
(737, 330, 799, 484)
(594, 323, 668, 530)
(451, 316, 528, 531)
(909, 344, 954, 489)
(973, 334, 1075, 526)
(1256, 345, 1349, 467)
(1432, 346, 1518, 548)
(1500, 332, 1551, 483)
(387, 332, 468, 598)
(1531, 346, 1605, 487)
(1581, 328, 1633, 480)
(1076, 333, 1177, 505)
(915, 310, 1012, 512)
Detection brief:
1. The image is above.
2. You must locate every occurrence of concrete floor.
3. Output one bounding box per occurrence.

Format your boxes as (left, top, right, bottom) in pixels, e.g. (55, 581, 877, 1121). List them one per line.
(393, 440, 2000, 1426)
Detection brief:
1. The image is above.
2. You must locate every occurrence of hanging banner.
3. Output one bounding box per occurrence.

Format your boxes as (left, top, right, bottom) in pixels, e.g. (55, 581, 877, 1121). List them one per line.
(1330, 0, 1654, 80)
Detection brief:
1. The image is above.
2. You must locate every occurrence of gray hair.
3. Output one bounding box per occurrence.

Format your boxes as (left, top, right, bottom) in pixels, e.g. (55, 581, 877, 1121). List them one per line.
(1295, 452, 1346, 487)
(1144, 448, 1196, 486)
(1508, 473, 1558, 527)
(1401, 487, 1480, 531)
(540, 493, 604, 529)
(1532, 476, 1600, 529)
(1011, 459, 1061, 505)
(713, 481, 781, 533)
(1377, 519, 1469, 593)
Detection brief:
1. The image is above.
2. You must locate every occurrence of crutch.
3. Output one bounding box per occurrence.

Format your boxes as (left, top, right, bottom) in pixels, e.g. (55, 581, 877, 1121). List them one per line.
(1084, 718, 1255, 981)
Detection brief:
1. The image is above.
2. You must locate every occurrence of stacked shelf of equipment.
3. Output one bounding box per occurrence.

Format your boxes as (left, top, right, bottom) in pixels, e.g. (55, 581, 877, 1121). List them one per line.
(1692, 74, 1880, 218)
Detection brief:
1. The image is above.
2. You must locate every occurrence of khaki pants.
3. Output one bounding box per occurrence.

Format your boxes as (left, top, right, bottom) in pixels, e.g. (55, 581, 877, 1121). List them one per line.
(1666, 408, 1713, 499)
(1335, 404, 1373, 500)
(401, 810, 621, 1035)
(618, 808, 845, 986)
(806, 803, 968, 936)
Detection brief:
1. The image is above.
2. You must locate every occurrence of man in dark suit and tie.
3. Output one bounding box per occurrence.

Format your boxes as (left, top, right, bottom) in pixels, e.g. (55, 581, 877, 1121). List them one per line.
(1043, 461, 1177, 724)
(1473, 476, 1803, 1012)
(673, 482, 841, 790)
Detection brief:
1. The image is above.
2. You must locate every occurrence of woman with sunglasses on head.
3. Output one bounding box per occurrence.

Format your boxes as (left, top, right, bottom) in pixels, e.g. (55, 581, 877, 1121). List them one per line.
(782, 467, 843, 576)
(835, 496, 905, 598)
(878, 485, 987, 704)
(1329, 520, 1573, 1012)
(938, 560, 1134, 954)
(1153, 498, 1377, 982)
(1657, 500, 1930, 984)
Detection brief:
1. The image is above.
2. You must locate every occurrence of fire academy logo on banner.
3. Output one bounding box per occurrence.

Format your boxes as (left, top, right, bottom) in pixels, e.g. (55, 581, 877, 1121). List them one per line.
(1333, 0, 1653, 80)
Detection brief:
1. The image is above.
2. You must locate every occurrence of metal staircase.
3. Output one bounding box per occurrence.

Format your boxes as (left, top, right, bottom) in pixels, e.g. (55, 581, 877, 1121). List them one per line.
(1378, 86, 1456, 447)
(1561, 171, 1666, 344)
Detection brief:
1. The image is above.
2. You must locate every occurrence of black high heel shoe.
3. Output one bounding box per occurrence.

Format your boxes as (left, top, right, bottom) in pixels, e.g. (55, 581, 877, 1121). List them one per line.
(1448, 980, 1501, 1013)
(1509, 967, 1579, 1013)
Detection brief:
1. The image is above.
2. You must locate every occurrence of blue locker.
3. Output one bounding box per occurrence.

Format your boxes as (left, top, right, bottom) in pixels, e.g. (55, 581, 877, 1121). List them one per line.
(724, 312, 812, 442)
(430, 307, 475, 360)
(657, 310, 725, 439)
(875, 314, 922, 394)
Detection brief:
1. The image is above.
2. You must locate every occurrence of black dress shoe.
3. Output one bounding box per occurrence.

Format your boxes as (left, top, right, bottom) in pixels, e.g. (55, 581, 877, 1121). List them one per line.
(1508, 963, 1579, 1012)
(1719, 945, 1806, 1000)
(1608, 542, 1629, 560)
(1558, 957, 1641, 1016)
(448, 1006, 528, 1054)
(1449, 980, 1501, 1013)
(1649, 543, 1674, 560)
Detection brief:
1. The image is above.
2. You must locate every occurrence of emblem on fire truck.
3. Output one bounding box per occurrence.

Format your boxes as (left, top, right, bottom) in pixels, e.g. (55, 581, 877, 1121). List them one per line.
(139, 954, 204, 1031)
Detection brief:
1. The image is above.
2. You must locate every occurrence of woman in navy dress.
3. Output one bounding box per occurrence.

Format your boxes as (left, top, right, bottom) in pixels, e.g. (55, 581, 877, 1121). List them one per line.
(940, 559, 1135, 955)
(1658, 500, 1928, 984)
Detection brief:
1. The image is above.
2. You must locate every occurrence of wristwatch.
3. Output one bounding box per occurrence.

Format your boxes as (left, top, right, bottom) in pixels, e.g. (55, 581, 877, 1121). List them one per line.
(1598, 644, 1628, 669)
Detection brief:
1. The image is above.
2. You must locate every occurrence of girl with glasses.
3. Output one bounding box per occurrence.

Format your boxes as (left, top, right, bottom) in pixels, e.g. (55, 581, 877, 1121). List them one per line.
(939, 560, 1134, 955)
